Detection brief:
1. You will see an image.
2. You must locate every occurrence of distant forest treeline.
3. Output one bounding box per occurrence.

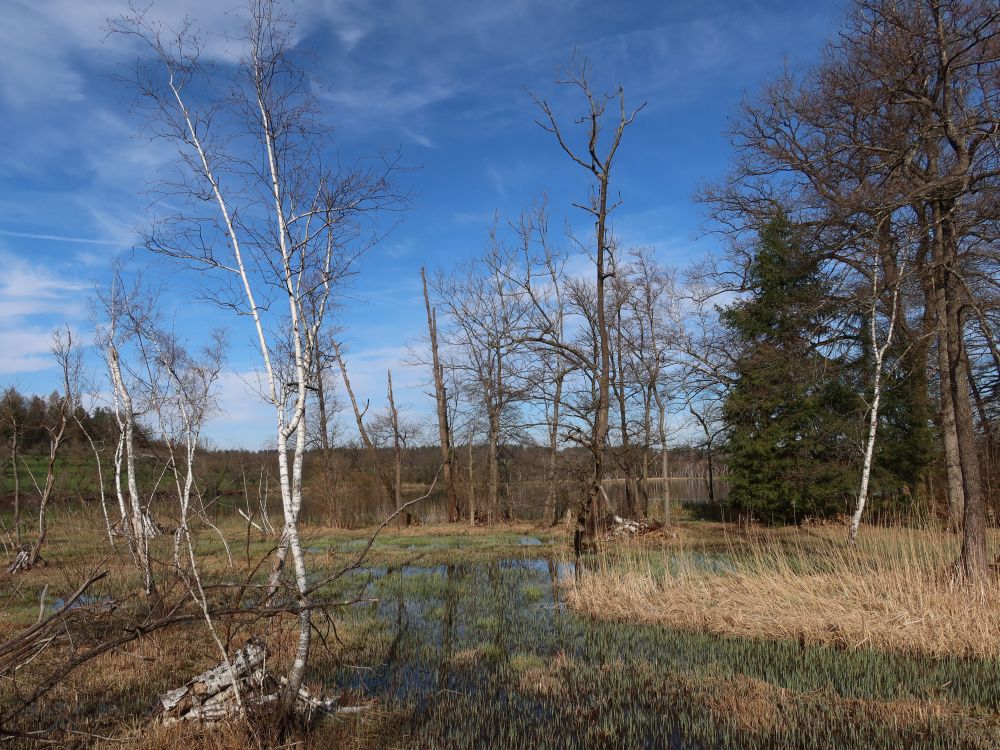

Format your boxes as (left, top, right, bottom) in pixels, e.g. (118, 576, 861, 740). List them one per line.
(0, 385, 725, 527)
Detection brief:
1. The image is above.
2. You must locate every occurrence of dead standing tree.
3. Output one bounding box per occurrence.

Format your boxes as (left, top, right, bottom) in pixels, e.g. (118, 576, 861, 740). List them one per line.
(432, 237, 532, 523)
(422, 267, 460, 522)
(332, 339, 377, 459)
(527, 58, 644, 557)
(112, 0, 403, 709)
(6, 330, 77, 574)
(333, 339, 402, 511)
(385, 370, 412, 524)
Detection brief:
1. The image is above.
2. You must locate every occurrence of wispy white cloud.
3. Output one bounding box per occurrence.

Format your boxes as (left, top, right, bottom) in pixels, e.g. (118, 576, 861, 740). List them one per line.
(203, 369, 278, 449)
(452, 210, 495, 227)
(486, 166, 508, 198)
(0, 252, 91, 375)
(0, 0, 266, 110)
(400, 128, 436, 149)
(0, 229, 120, 245)
(0, 327, 63, 375)
(0, 252, 89, 316)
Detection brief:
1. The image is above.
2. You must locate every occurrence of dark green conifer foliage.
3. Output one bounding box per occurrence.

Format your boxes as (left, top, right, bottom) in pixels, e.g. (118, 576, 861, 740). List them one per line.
(872, 357, 934, 504)
(721, 216, 860, 523)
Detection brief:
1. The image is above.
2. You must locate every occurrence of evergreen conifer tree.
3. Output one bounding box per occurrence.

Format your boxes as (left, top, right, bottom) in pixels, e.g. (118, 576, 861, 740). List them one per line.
(721, 216, 860, 523)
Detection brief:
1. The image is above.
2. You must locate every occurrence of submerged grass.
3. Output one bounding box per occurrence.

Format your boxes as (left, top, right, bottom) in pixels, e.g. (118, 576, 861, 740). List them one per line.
(568, 523, 1000, 658)
(325, 554, 1000, 748)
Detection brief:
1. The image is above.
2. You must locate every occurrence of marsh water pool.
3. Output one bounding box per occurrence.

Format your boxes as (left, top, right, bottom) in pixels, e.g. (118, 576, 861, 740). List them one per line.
(323, 553, 1000, 749)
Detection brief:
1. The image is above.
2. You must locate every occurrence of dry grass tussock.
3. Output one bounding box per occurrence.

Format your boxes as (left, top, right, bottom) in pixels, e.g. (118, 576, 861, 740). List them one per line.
(567, 524, 1000, 658)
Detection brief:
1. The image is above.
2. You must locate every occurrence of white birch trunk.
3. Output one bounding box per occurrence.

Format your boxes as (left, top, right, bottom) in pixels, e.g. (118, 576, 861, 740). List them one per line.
(848, 268, 903, 544)
(107, 345, 156, 597)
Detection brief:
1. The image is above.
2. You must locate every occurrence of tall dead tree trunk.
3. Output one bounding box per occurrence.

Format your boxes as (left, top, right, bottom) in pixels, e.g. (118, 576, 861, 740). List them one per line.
(531, 60, 644, 556)
(544, 368, 564, 526)
(332, 341, 375, 453)
(8, 422, 20, 546)
(26, 332, 74, 569)
(422, 267, 459, 522)
(386, 370, 407, 525)
(332, 339, 392, 507)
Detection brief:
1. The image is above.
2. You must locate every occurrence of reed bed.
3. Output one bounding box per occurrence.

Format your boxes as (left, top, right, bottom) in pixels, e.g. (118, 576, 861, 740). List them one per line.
(568, 524, 1000, 658)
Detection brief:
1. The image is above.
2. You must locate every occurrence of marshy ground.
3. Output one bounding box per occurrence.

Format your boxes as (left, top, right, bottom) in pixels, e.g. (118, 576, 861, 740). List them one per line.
(3, 516, 999, 748)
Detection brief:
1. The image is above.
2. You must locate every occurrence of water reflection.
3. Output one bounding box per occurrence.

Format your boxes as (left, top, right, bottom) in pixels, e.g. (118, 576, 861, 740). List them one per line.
(326, 557, 1000, 749)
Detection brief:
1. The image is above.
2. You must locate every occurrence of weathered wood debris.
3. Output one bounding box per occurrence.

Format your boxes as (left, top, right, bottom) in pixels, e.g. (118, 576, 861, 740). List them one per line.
(111, 512, 163, 539)
(156, 637, 363, 725)
(599, 514, 663, 541)
(5, 546, 34, 575)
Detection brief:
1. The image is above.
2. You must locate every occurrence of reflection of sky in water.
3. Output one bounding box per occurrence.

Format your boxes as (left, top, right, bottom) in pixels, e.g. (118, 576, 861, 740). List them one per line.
(320, 551, 1000, 748)
(50, 593, 113, 611)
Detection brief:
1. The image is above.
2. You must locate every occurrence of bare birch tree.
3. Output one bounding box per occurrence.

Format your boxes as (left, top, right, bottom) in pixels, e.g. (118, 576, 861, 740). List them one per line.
(849, 261, 907, 543)
(7, 330, 77, 573)
(112, 0, 403, 705)
(96, 273, 161, 602)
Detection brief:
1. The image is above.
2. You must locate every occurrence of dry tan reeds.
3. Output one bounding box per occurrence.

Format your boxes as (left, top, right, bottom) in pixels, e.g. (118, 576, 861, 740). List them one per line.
(567, 524, 1000, 658)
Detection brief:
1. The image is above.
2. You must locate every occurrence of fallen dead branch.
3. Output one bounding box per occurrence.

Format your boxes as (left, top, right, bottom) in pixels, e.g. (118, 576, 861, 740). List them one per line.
(0, 570, 110, 679)
(4, 546, 35, 575)
(155, 637, 365, 725)
(598, 514, 662, 541)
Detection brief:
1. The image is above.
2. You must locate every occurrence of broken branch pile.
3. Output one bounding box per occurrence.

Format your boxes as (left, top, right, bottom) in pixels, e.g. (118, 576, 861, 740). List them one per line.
(599, 514, 663, 541)
(156, 637, 360, 725)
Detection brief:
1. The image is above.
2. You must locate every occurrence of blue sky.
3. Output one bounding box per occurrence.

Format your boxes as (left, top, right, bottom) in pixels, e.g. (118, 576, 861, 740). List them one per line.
(0, 0, 842, 448)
